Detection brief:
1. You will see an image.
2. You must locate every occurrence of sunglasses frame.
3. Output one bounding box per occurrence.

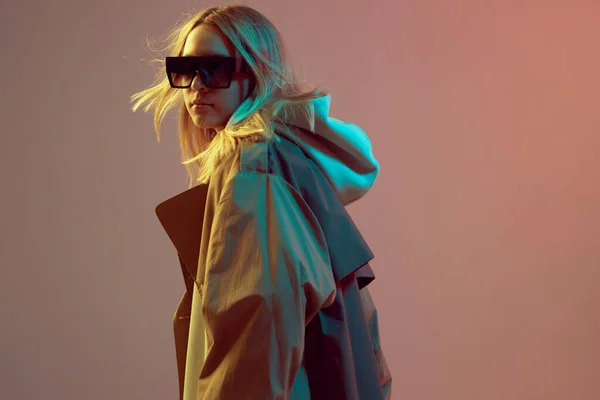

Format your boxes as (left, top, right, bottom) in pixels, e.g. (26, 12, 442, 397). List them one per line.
(165, 56, 250, 89)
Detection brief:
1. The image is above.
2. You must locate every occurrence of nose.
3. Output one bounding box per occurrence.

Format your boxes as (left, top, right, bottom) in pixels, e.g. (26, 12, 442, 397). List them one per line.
(191, 71, 208, 91)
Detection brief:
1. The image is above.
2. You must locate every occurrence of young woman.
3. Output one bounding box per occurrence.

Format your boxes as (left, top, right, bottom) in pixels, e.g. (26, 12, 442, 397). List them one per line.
(130, 4, 391, 400)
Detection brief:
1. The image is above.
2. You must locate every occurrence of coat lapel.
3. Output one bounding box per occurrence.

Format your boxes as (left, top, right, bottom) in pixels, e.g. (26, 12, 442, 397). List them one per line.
(155, 184, 209, 300)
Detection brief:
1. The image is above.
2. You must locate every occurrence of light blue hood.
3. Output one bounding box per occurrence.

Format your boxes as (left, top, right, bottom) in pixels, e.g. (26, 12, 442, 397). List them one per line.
(274, 94, 380, 206)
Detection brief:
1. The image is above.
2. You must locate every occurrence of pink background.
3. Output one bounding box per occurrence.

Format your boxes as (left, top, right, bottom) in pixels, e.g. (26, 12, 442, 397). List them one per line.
(1, 0, 599, 399)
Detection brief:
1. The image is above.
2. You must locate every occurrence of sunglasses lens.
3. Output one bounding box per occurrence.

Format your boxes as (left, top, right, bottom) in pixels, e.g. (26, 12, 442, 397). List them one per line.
(168, 57, 232, 88)
(200, 59, 231, 87)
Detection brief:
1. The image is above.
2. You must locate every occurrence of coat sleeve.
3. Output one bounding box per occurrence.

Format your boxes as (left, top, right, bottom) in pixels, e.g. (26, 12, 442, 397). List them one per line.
(197, 173, 337, 399)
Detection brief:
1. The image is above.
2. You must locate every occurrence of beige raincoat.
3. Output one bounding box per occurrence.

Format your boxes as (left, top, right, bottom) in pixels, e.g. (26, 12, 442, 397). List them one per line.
(156, 94, 392, 399)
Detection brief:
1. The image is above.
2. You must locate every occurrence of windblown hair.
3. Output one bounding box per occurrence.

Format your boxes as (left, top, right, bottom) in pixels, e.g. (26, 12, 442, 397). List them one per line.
(130, 3, 327, 187)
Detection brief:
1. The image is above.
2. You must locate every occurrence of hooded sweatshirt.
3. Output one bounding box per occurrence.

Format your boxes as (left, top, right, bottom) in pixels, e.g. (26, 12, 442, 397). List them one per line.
(274, 93, 380, 206)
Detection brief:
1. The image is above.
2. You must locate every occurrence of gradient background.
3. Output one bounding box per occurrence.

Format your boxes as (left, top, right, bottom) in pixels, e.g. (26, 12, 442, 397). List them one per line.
(1, 0, 599, 399)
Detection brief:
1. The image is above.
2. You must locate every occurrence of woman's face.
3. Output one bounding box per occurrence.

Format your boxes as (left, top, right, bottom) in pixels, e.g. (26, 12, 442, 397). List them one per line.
(181, 24, 253, 131)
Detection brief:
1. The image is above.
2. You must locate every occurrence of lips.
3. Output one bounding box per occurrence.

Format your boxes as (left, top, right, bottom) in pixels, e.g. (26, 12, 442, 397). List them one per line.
(192, 100, 213, 106)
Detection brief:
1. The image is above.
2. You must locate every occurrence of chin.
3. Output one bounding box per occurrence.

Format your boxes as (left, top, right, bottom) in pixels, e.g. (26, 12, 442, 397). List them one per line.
(192, 117, 219, 129)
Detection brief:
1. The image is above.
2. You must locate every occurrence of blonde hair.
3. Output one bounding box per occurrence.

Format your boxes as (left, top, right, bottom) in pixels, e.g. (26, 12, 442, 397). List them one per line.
(130, 3, 327, 187)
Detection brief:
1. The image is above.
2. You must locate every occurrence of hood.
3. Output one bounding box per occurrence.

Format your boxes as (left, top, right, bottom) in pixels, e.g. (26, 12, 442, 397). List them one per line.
(274, 94, 379, 206)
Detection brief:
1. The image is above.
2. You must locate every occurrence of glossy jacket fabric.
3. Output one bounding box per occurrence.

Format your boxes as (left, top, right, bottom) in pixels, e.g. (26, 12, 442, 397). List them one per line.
(155, 95, 392, 399)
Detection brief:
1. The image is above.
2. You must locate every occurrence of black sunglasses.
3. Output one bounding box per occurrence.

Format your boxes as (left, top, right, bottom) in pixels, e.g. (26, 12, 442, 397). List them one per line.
(165, 56, 250, 89)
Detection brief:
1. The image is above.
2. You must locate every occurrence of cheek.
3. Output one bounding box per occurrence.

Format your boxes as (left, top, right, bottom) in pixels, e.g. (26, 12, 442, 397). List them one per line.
(220, 85, 246, 113)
